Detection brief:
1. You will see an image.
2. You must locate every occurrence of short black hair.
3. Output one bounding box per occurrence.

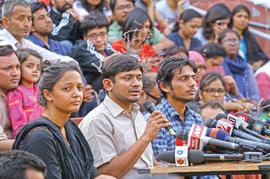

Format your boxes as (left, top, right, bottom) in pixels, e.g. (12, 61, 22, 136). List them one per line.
(31, 2, 47, 14)
(199, 72, 226, 92)
(173, 9, 202, 32)
(80, 12, 108, 36)
(102, 54, 143, 82)
(0, 45, 15, 57)
(156, 57, 197, 97)
(199, 43, 226, 59)
(110, 0, 135, 12)
(0, 150, 46, 179)
(217, 28, 240, 43)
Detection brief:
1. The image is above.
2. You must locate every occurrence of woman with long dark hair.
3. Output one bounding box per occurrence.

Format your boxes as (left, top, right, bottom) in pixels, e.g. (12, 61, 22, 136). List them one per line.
(229, 4, 269, 71)
(13, 62, 114, 179)
(73, 0, 112, 21)
(167, 9, 202, 50)
(195, 3, 231, 45)
(112, 8, 159, 72)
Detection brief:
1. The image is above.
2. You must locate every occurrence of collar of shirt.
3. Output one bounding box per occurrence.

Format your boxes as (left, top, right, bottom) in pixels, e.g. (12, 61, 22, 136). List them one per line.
(0, 29, 19, 50)
(103, 95, 140, 119)
(0, 28, 30, 51)
(156, 98, 198, 122)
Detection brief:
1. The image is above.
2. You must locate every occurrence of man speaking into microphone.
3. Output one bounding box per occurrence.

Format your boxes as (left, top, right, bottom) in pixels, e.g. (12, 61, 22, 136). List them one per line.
(79, 54, 172, 179)
(152, 57, 204, 156)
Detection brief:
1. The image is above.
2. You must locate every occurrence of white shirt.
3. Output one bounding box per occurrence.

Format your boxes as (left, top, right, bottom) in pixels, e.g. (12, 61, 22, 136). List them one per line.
(79, 96, 154, 179)
(0, 29, 74, 63)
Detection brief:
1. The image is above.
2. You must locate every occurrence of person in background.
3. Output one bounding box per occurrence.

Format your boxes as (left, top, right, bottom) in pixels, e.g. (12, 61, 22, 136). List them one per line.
(112, 8, 159, 72)
(73, 0, 112, 22)
(138, 72, 161, 117)
(141, 72, 161, 106)
(155, 0, 189, 32)
(28, 2, 70, 56)
(152, 57, 203, 156)
(195, 3, 231, 45)
(188, 50, 206, 86)
(168, 9, 202, 50)
(49, 0, 82, 46)
(255, 61, 270, 100)
(71, 12, 114, 92)
(13, 61, 114, 179)
(6, 49, 43, 138)
(79, 54, 171, 178)
(188, 72, 255, 114)
(108, 0, 174, 51)
(71, 12, 114, 115)
(0, 46, 21, 138)
(0, 45, 19, 149)
(0, 0, 74, 63)
(200, 101, 225, 122)
(198, 43, 240, 97)
(218, 29, 260, 102)
(0, 150, 46, 179)
(199, 43, 226, 75)
(229, 5, 269, 71)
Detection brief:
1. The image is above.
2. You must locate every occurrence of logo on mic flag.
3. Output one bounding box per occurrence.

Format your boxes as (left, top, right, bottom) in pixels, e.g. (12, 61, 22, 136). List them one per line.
(175, 146, 189, 166)
(216, 119, 233, 135)
(188, 124, 206, 150)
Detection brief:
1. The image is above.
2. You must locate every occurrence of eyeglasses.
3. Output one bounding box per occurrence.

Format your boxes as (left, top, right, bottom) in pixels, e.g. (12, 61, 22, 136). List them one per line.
(222, 39, 239, 45)
(115, 4, 133, 11)
(203, 88, 225, 95)
(87, 32, 107, 41)
(215, 20, 229, 27)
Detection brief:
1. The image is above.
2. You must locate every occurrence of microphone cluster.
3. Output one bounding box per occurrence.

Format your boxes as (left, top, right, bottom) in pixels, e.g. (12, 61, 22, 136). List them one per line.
(143, 101, 270, 166)
(155, 111, 270, 166)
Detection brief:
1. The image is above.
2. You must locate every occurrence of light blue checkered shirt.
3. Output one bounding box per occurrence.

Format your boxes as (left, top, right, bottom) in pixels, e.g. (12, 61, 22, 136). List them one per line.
(152, 98, 204, 157)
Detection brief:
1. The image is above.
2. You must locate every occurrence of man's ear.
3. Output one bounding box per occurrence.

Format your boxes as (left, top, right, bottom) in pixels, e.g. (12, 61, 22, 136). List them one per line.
(2, 16, 9, 29)
(159, 81, 170, 94)
(103, 78, 113, 92)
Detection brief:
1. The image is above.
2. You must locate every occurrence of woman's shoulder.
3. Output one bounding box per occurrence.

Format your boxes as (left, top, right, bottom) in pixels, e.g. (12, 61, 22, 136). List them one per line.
(13, 122, 56, 151)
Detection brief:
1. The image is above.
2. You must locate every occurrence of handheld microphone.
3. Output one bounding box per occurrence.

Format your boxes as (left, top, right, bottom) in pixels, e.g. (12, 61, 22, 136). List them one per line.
(143, 101, 176, 136)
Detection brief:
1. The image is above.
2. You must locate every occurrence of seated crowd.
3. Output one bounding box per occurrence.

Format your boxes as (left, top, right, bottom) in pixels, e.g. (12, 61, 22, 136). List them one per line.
(0, 0, 270, 179)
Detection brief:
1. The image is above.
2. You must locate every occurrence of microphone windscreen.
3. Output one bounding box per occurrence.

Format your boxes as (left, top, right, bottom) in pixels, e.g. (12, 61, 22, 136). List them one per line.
(156, 151, 175, 163)
(216, 113, 227, 120)
(188, 150, 204, 164)
(206, 128, 229, 140)
(143, 101, 155, 113)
